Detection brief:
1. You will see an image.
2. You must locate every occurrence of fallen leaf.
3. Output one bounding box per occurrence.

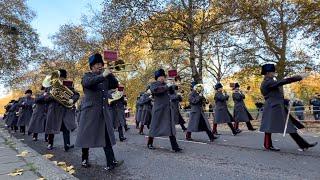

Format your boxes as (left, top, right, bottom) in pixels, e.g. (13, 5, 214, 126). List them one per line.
(43, 154, 54, 159)
(52, 161, 58, 165)
(57, 162, 66, 166)
(37, 178, 46, 180)
(68, 169, 75, 175)
(16, 150, 29, 157)
(8, 169, 24, 176)
(66, 165, 74, 171)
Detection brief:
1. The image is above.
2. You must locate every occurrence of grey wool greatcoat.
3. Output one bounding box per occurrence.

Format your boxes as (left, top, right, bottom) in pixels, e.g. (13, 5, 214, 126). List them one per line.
(232, 91, 254, 122)
(17, 97, 35, 127)
(28, 93, 47, 133)
(136, 96, 144, 123)
(149, 81, 176, 137)
(45, 84, 80, 134)
(169, 91, 186, 125)
(75, 72, 118, 148)
(214, 91, 233, 124)
(187, 91, 212, 132)
(140, 93, 153, 126)
(6, 102, 19, 126)
(109, 96, 126, 129)
(260, 76, 304, 133)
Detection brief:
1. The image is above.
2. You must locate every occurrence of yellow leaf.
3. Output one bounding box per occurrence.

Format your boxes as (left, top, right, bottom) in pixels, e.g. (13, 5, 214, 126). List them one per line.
(68, 169, 75, 175)
(8, 168, 24, 176)
(16, 150, 29, 157)
(57, 161, 66, 166)
(66, 165, 74, 171)
(42, 154, 54, 159)
(37, 178, 46, 180)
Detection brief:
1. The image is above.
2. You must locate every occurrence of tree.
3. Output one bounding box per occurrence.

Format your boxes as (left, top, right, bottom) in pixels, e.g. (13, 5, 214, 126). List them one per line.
(222, 0, 320, 79)
(0, 0, 39, 82)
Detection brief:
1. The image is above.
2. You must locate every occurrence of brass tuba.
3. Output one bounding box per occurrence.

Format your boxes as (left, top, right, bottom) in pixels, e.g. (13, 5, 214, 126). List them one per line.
(42, 70, 75, 108)
(108, 89, 124, 104)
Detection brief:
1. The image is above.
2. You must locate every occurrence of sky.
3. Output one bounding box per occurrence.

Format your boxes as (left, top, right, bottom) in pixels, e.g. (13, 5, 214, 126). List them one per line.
(27, 0, 103, 47)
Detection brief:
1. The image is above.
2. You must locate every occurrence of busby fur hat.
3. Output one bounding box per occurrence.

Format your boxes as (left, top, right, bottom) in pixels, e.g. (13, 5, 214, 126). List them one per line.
(58, 69, 67, 78)
(154, 68, 166, 80)
(215, 83, 223, 90)
(89, 53, 104, 68)
(261, 64, 275, 75)
(25, 89, 32, 94)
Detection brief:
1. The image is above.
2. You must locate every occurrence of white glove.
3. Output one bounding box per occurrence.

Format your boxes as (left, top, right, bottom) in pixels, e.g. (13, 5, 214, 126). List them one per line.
(68, 99, 74, 104)
(146, 89, 151, 95)
(300, 72, 309, 79)
(103, 68, 111, 77)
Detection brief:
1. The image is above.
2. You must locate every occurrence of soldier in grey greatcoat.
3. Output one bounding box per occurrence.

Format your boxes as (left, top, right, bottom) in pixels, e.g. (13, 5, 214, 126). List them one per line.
(17, 90, 35, 135)
(139, 88, 153, 135)
(147, 69, 182, 152)
(232, 83, 256, 131)
(75, 53, 123, 170)
(28, 86, 48, 141)
(185, 82, 216, 142)
(4, 100, 14, 126)
(45, 69, 80, 151)
(260, 63, 317, 151)
(108, 86, 127, 141)
(213, 83, 239, 136)
(169, 84, 187, 132)
(5, 100, 19, 132)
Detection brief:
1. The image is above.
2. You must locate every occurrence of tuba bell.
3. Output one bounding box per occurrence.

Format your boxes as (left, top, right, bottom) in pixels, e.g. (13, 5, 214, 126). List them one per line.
(42, 70, 75, 108)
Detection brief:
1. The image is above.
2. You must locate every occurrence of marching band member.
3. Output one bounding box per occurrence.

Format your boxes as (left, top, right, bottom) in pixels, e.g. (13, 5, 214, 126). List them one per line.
(109, 85, 127, 142)
(169, 76, 187, 132)
(139, 87, 153, 135)
(123, 95, 130, 131)
(27, 86, 48, 141)
(232, 83, 256, 131)
(136, 92, 144, 129)
(260, 64, 317, 151)
(75, 53, 123, 170)
(213, 83, 240, 136)
(5, 100, 19, 132)
(4, 100, 15, 126)
(147, 69, 182, 152)
(186, 82, 217, 142)
(45, 69, 80, 151)
(17, 90, 35, 135)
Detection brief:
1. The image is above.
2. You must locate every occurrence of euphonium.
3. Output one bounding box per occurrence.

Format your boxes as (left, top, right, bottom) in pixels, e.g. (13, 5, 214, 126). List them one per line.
(44, 70, 75, 108)
(108, 89, 124, 104)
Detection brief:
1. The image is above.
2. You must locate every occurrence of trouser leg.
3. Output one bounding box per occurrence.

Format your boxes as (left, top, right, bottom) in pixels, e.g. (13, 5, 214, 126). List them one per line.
(33, 133, 38, 139)
(147, 137, 154, 145)
(118, 126, 124, 139)
(264, 133, 272, 149)
(246, 121, 255, 130)
(139, 125, 144, 134)
(48, 134, 54, 145)
(103, 125, 115, 167)
(82, 148, 89, 161)
(234, 122, 239, 130)
(180, 123, 187, 131)
(212, 123, 218, 134)
(169, 136, 179, 150)
(289, 133, 310, 149)
(185, 132, 192, 139)
(205, 130, 215, 141)
(61, 122, 70, 147)
(227, 123, 237, 134)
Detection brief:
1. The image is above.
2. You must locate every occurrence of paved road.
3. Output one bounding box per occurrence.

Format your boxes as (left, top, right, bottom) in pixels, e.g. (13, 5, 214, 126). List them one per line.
(8, 123, 320, 180)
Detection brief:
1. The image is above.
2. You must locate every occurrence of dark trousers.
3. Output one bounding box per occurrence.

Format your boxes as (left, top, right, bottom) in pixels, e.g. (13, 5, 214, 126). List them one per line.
(118, 126, 124, 139)
(20, 126, 25, 134)
(148, 136, 180, 150)
(213, 123, 236, 134)
(139, 125, 144, 133)
(180, 123, 187, 131)
(234, 122, 255, 130)
(264, 133, 310, 149)
(48, 122, 70, 147)
(82, 126, 116, 166)
(33, 133, 38, 139)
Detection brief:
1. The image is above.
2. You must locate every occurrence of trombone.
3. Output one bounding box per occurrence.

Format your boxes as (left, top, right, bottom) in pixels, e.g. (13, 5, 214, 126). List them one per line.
(106, 60, 137, 74)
